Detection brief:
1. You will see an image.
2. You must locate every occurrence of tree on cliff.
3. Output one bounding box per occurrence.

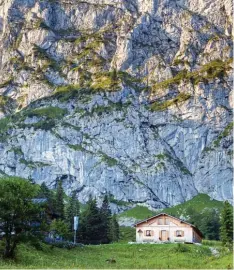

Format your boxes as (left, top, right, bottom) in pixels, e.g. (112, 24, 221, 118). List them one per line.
(0, 177, 40, 258)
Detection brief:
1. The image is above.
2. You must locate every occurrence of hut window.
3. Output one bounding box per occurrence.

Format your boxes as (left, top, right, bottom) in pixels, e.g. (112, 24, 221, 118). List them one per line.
(176, 230, 184, 237)
(165, 218, 170, 225)
(146, 230, 151, 236)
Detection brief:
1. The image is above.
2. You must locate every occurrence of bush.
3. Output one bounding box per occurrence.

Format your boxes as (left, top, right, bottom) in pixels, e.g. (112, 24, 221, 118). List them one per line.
(151, 93, 191, 111)
(173, 243, 190, 253)
(44, 238, 83, 250)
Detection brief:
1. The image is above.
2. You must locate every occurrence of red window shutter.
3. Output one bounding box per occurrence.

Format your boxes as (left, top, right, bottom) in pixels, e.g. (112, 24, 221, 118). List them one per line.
(182, 231, 184, 237)
(151, 230, 154, 236)
(174, 231, 176, 236)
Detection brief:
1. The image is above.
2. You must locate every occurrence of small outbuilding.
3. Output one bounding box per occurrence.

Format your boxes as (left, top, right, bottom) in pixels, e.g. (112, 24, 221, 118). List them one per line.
(134, 213, 202, 243)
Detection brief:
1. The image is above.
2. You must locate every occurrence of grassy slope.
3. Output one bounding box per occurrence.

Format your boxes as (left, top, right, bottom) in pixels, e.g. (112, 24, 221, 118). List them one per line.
(119, 194, 224, 221)
(118, 205, 156, 220)
(0, 243, 232, 269)
(162, 194, 224, 216)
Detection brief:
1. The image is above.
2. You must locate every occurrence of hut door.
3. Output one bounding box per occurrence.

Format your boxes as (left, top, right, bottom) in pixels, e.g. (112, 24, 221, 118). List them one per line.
(161, 230, 167, 241)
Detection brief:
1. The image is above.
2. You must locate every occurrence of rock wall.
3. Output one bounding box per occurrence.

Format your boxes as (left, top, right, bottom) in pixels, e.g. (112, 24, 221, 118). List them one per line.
(0, 0, 232, 210)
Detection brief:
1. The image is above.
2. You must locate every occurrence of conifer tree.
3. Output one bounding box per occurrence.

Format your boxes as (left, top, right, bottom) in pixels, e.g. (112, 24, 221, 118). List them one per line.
(78, 196, 102, 244)
(39, 182, 56, 220)
(200, 209, 220, 240)
(55, 180, 65, 219)
(65, 191, 80, 231)
(100, 195, 112, 243)
(220, 201, 233, 246)
(110, 214, 120, 242)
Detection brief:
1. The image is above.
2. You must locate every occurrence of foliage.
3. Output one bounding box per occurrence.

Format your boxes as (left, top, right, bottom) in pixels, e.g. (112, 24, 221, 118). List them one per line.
(78, 196, 103, 244)
(172, 243, 190, 253)
(213, 122, 233, 147)
(0, 77, 14, 89)
(50, 219, 70, 240)
(14, 106, 68, 131)
(48, 240, 81, 250)
(202, 240, 223, 247)
(33, 45, 60, 72)
(0, 96, 15, 113)
(119, 226, 135, 242)
(55, 180, 65, 219)
(150, 93, 191, 111)
(99, 195, 112, 244)
(0, 176, 40, 258)
(220, 201, 233, 246)
(152, 58, 232, 91)
(24, 106, 67, 120)
(91, 71, 120, 91)
(186, 208, 220, 240)
(100, 153, 118, 167)
(38, 182, 56, 218)
(65, 191, 80, 232)
(109, 214, 120, 242)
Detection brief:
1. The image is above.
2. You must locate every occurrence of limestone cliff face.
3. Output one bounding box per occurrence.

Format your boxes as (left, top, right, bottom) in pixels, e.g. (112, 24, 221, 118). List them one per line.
(0, 0, 233, 210)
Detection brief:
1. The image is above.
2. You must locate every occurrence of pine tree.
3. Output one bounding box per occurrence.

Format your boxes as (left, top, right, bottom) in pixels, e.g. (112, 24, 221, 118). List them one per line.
(200, 209, 220, 240)
(39, 182, 51, 198)
(55, 180, 65, 219)
(65, 191, 80, 231)
(39, 182, 56, 221)
(78, 196, 102, 244)
(100, 195, 112, 243)
(110, 214, 120, 242)
(220, 201, 233, 246)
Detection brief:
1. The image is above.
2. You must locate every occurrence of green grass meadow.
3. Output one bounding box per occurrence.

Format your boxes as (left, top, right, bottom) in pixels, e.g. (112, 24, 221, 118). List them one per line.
(0, 242, 232, 269)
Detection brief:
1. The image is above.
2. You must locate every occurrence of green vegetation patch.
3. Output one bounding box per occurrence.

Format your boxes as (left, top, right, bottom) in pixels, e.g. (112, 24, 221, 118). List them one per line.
(0, 242, 232, 269)
(213, 122, 233, 147)
(151, 93, 191, 111)
(19, 158, 50, 169)
(67, 144, 86, 152)
(109, 194, 131, 207)
(119, 205, 156, 220)
(0, 116, 13, 142)
(24, 106, 67, 120)
(91, 70, 142, 91)
(100, 153, 118, 167)
(8, 147, 23, 156)
(159, 194, 224, 217)
(0, 95, 15, 113)
(119, 226, 135, 242)
(152, 58, 232, 91)
(33, 45, 61, 72)
(0, 77, 14, 89)
(91, 70, 121, 91)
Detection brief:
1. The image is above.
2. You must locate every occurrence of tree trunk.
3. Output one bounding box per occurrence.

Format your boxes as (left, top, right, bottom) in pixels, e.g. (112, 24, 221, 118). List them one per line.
(4, 236, 17, 259)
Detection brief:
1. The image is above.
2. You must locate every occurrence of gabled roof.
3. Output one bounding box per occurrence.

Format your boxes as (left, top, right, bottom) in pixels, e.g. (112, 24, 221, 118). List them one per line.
(134, 212, 203, 237)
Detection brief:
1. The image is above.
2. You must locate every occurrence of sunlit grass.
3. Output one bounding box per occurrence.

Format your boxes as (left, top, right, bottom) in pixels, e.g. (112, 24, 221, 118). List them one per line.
(0, 242, 232, 269)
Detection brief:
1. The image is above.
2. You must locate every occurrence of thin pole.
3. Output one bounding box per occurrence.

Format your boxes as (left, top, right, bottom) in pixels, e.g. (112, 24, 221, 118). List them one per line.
(74, 229, 77, 244)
